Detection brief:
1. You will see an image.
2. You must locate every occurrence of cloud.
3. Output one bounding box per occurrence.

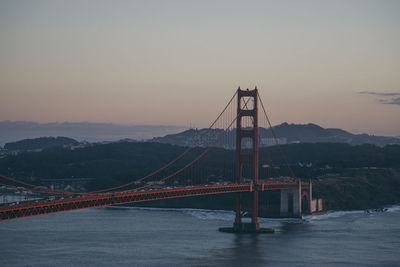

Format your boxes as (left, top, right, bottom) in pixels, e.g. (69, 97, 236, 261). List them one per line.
(358, 91, 400, 106)
(358, 91, 400, 96)
(379, 97, 400, 105)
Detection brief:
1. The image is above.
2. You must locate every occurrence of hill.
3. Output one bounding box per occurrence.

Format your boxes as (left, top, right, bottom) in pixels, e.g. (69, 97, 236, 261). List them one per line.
(0, 121, 186, 145)
(151, 123, 400, 148)
(4, 137, 79, 152)
(0, 141, 399, 210)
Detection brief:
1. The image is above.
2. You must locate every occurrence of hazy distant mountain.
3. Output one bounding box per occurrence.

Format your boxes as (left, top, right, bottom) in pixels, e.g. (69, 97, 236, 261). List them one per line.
(151, 123, 400, 148)
(0, 121, 186, 146)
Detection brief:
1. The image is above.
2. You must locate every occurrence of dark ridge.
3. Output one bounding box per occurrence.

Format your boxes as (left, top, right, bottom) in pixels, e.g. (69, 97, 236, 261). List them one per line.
(4, 137, 79, 151)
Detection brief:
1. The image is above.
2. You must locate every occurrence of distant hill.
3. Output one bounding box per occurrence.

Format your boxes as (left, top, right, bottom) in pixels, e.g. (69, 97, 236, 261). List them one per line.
(267, 123, 400, 146)
(151, 123, 400, 148)
(4, 137, 79, 151)
(0, 121, 186, 145)
(1, 121, 398, 148)
(151, 128, 226, 147)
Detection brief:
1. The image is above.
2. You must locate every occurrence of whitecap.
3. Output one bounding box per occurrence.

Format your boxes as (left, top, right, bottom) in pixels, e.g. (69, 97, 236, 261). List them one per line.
(304, 210, 364, 221)
(385, 204, 400, 212)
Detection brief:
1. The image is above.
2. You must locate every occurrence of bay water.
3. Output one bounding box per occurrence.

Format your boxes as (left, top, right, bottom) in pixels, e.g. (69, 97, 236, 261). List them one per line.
(1, 205, 400, 266)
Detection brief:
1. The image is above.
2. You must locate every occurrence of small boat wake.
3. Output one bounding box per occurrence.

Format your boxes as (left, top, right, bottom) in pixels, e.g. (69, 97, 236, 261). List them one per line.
(304, 204, 400, 221)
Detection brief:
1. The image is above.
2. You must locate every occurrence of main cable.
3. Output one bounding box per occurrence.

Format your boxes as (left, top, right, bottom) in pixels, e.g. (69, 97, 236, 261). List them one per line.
(0, 91, 239, 195)
(129, 95, 251, 192)
(257, 91, 295, 178)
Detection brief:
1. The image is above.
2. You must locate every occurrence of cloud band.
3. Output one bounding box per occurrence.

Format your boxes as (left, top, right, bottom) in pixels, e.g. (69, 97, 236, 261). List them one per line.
(359, 91, 400, 106)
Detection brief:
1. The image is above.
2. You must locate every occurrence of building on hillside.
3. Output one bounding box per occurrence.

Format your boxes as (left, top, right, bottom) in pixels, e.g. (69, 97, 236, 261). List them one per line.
(260, 137, 287, 147)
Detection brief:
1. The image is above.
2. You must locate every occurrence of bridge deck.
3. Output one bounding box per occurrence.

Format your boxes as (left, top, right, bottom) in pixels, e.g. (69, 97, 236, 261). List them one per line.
(0, 182, 304, 221)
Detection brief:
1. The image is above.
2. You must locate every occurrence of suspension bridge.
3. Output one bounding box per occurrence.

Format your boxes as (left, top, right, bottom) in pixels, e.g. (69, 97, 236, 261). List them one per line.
(0, 88, 313, 232)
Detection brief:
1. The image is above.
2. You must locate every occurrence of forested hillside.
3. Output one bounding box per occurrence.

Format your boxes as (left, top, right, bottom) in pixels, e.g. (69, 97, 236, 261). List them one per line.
(1, 142, 399, 210)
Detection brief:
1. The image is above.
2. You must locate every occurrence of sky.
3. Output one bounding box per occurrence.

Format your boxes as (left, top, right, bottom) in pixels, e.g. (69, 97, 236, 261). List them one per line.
(0, 0, 399, 136)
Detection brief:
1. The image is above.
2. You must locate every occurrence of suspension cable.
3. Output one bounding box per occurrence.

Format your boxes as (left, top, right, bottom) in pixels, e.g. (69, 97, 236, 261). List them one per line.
(128, 96, 251, 191)
(257, 91, 295, 178)
(0, 91, 239, 195)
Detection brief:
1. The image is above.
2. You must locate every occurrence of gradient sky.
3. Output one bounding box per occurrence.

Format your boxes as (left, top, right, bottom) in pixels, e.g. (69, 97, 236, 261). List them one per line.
(0, 0, 399, 136)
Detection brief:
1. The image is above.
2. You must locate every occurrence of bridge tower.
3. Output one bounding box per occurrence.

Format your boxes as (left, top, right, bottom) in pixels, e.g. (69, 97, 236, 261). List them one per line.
(234, 87, 260, 231)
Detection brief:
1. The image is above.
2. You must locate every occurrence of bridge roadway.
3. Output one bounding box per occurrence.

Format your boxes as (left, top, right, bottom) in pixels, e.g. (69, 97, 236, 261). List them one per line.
(0, 182, 304, 221)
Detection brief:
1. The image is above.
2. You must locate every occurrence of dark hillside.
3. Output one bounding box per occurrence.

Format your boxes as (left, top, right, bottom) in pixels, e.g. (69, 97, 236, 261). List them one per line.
(0, 142, 399, 210)
(4, 137, 79, 151)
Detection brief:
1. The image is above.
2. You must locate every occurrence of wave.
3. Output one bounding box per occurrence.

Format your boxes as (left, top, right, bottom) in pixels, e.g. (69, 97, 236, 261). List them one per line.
(184, 209, 235, 221)
(304, 204, 400, 221)
(104, 206, 236, 221)
(385, 204, 400, 212)
(107, 206, 304, 223)
(304, 210, 364, 221)
(104, 204, 400, 222)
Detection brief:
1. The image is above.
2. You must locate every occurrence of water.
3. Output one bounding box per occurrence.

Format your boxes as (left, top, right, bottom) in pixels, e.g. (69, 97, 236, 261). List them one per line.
(1, 206, 400, 266)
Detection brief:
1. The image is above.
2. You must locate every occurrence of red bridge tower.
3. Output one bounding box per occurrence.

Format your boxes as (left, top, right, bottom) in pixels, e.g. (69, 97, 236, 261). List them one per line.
(234, 87, 260, 232)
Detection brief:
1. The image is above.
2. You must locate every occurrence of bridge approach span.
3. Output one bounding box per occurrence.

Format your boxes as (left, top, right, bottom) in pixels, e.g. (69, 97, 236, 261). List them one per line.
(0, 182, 301, 221)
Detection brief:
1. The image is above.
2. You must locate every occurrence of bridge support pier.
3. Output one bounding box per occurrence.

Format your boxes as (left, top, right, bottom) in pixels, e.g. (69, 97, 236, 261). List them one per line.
(233, 221, 260, 232)
(278, 181, 313, 217)
(279, 186, 301, 218)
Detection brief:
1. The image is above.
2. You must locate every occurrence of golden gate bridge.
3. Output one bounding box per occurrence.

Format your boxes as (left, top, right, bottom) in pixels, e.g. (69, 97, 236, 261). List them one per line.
(0, 87, 312, 233)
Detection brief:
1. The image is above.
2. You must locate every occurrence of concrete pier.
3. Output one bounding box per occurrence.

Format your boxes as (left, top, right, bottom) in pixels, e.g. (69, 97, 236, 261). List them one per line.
(219, 223, 275, 234)
(278, 181, 314, 217)
(280, 187, 301, 218)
